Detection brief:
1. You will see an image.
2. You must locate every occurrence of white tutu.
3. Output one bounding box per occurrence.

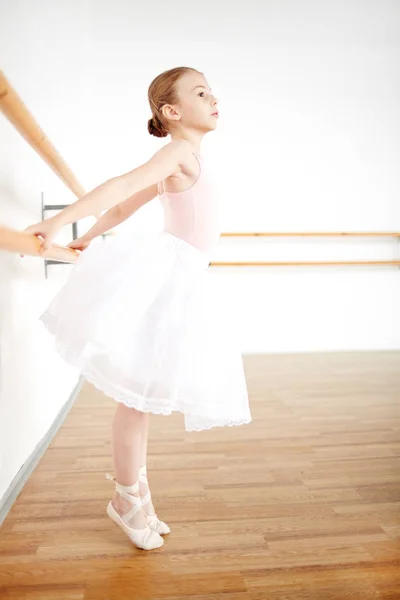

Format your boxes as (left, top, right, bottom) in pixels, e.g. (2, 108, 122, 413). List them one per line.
(40, 229, 252, 432)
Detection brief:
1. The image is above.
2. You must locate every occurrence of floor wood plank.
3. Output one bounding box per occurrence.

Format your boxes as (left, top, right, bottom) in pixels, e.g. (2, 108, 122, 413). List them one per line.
(1, 351, 399, 599)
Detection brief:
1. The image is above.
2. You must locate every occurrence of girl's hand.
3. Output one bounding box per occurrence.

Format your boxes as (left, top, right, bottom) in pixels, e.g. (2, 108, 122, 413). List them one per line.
(67, 236, 92, 252)
(20, 216, 64, 257)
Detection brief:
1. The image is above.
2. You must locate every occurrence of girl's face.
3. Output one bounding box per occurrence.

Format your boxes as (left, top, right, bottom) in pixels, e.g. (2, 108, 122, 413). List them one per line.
(166, 71, 219, 133)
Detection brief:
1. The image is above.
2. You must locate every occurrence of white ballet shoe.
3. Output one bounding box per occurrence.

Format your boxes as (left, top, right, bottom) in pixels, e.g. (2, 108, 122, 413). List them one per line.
(138, 465, 171, 535)
(105, 473, 164, 550)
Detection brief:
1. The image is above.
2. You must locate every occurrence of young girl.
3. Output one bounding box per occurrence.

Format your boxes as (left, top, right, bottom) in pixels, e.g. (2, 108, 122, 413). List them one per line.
(24, 66, 252, 551)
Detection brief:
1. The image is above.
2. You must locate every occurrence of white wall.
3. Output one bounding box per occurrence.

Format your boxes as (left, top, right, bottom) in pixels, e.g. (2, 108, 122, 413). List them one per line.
(0, 0, 399, 498)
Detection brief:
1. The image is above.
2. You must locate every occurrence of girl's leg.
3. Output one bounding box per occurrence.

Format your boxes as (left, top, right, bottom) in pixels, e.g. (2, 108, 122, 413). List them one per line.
(136, 412, 171, 535)
(110, 403, 148, 529)
(138, 413, 156, 516)
(139, 412, 150, 469)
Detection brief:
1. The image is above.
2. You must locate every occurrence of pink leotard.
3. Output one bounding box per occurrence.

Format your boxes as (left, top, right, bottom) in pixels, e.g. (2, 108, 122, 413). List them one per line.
(158, 152, 221, 259)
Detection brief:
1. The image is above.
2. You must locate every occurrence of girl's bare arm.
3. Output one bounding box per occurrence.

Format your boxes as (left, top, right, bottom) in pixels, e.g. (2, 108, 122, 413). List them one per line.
(117, 183, 159, 220)
(78, 184, 159, 241)
(78, 206, 123, 241)
(55, 140, 190, 227)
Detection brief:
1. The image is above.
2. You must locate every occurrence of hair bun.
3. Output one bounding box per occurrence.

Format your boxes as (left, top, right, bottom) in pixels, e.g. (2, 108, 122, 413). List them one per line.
(147, 115, 168, 138)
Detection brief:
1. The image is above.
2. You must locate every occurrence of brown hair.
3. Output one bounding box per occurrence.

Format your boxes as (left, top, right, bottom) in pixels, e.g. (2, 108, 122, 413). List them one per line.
(147, 66, 201, 138)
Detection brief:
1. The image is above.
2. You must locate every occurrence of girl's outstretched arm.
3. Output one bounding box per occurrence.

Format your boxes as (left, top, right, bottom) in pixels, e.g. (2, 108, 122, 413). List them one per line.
(57, 139, 190, 226)
(68, 182, 159, 245)
(24, 139, 191, 252)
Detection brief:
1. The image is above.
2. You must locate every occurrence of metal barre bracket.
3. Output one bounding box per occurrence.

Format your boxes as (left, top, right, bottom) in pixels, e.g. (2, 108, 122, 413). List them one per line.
(40, 192, 111, 278)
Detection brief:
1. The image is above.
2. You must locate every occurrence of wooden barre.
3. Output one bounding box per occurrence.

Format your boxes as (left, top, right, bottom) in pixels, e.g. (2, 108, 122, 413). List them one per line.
(210, 260, 400, 267)
(215, 232, 400, 265)
(0, 225, 80, 263)
(0, 70, 86, 198)
(221, 232, 400, 238)
(1, 225, 399, 267)
(0, 70, 102, 221)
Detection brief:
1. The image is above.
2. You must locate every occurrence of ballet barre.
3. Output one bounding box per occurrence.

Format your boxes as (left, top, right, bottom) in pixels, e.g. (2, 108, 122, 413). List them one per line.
(0, 69, 103, 223)
(0, 70, 88, 200)
(2, 227, 399, 268)
(0, 69, 114, 275)
(209, 231, 400, 267)
(0, 224, 80, 262)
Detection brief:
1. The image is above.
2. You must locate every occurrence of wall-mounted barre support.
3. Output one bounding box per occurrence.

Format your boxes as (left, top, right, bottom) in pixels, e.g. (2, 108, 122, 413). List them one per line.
(41, 193, 79, 279)
(40, 193, 111, 279)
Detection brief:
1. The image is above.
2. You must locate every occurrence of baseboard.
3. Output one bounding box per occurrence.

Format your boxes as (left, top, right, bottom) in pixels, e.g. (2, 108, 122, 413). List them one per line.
(0, 375, 85, 527)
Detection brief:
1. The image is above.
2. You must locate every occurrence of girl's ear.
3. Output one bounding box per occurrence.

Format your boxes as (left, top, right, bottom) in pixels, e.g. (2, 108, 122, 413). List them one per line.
(163, 104, 181, 122)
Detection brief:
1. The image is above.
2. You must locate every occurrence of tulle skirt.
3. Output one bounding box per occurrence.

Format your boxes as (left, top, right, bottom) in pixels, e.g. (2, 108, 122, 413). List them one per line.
(40, 229, 252, 432)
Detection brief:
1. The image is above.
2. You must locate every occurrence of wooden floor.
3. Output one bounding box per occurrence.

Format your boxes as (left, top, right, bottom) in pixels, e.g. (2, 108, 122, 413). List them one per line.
(1, 351, 399, 599)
